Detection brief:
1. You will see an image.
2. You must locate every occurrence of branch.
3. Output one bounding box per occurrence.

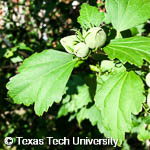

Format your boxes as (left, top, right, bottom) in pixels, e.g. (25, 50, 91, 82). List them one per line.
(0, 33, 13, 48)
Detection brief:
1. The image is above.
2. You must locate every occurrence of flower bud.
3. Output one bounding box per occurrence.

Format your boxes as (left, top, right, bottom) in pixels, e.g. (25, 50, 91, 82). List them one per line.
(60, 35, 78, 54)
(74, 42, 89, 57)
(85, 27, 106, 49)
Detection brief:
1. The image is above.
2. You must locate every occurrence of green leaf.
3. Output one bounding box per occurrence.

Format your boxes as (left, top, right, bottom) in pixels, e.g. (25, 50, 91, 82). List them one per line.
(138, 128, 150, 141)
(122, 140, 130, 150)
(95, 70, 145, 143)
(101, 60, 115, 72)
(132, 116, 150, 141)
(76, 105, 109, 137)
(77, 105, 101, 126)
(104, 36, 150, 67)
(106, 0, 150, 31)
(77, 3, 104, 30)
(11, 56, 23, 63)
(7, 50, 76, 116)
(17, 43, 34, 52)
(57, 75, 92, 118)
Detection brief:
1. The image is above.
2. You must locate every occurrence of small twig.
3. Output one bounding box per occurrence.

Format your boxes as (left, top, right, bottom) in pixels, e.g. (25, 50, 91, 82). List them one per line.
(95, 50, 106, 55)
(0, 33, 13, 48)
(18, 51, 29, 58)
(0, 34, 29, 58)
(1, 64, 17, 69)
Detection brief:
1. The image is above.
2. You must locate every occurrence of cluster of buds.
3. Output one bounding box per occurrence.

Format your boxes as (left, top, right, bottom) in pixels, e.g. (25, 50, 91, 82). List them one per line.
(60, 27, 106, 58)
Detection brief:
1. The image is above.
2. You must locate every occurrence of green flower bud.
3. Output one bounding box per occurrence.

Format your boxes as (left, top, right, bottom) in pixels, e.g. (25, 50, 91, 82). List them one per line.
(74, 42, 89, 58)
(60, 35, 78, 54)
(85, 27, 106, 49)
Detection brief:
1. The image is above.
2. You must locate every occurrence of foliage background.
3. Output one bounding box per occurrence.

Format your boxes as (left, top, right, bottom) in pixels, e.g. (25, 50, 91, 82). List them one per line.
(0, 0, 149, 149)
